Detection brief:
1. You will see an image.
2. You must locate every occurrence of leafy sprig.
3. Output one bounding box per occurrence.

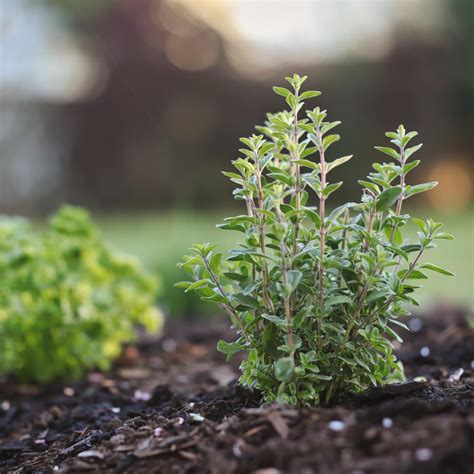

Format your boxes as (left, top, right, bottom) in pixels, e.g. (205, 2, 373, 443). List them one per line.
(178, 75, 453, 406)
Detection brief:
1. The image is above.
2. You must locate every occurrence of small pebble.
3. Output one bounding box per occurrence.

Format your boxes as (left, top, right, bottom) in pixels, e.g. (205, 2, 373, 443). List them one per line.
(111, 407, 121, 414)
(232, 439, 244, 457)
(328, 420, 345, 432)
(162, 338, 177, 353)
(176, 417, 185, 425)
(189, 412, 205, 422)
(382, 417, 393, 429)
(87, 372, 104, 384)
(63, 387, 74, 397)
(415, 448, 433, 462)
(78, 450, 105, 460)
(449, 368, 464, 382)
(420, 346, 430, 357)
(134, 390, 151, 401)
(154, 427, 163, 437)
(1, 400, 10, 411)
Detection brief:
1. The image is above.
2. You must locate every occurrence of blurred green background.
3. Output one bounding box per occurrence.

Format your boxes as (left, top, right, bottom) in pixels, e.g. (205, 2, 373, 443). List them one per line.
(1, 0, 473, 315)
(96, 208, 473, 316)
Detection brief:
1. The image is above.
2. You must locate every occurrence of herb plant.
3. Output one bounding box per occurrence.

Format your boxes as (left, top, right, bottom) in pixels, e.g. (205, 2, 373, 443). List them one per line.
(178, 75, 454, 406)
(0, 205, 163, 383)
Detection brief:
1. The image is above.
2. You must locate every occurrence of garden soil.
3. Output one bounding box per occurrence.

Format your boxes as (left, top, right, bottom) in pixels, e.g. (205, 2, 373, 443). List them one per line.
(1, 306, 473, 473)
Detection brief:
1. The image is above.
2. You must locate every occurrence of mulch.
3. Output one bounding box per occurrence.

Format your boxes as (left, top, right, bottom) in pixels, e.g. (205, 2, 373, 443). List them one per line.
(1, 306, 473, 473)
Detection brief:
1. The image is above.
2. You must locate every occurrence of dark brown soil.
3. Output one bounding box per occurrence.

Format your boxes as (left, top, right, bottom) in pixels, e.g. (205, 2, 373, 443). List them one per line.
(1, 307, 473, 474)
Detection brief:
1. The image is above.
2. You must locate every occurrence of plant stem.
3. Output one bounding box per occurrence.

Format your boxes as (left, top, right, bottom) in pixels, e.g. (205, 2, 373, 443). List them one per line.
(338, 208, 350, 286)
(390, 148, 406, 242)
(364, 206, 376, 252)
(290, 100, 301, 312)
(204, 258, 249, 343)
(254, 156, 274, 312)
(277, 205, 294, 355)
(317, 130, 327, 310)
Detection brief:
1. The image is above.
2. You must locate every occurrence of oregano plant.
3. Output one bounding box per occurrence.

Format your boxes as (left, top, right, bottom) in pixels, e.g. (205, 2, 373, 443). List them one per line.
(178, 74, 454, 406)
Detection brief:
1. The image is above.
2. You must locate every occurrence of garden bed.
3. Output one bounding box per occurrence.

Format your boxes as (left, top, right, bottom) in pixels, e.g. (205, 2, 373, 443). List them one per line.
(1, 307, 473, 474)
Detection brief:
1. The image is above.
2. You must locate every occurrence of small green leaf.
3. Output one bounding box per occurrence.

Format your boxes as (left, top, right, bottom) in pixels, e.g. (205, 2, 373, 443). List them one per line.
(224, 272, 247, 282)
(262, 314, 286, 326)
(374, 146, 399, 160)
(404, 143, 423, 160)
(326, 295, 353, 306)
(275, 357, 295, 382)
(305, 208, 321, 228)
(234, 293, 261, 309)
(323, 181, 343, 197)
(217, 340, 242, 359)
(286, 270, 303, 292)
(273, 86, 291, 98)
(403, 160, 420, 174)
(405, 182, 438, 198)
(322, 134, 340, 151)
(300, 90, 321, 100)
(434, 232, 454, 240)
(366, 288, 393, 304)
(327, 155, 353, 172)
(209, 253, 222, 273)
(376, 186, 402, 212)
(420, 263, 455, 276)
(185, 279, 212, 292)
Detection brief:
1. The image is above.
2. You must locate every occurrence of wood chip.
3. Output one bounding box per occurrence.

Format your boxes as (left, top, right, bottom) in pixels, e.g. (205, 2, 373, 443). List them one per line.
(267, 411, 289, 440)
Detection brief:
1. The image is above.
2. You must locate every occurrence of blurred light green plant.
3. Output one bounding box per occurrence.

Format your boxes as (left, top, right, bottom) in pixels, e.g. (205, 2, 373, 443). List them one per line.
(178, 75, 454, 406)
(0, 205, 163, 383)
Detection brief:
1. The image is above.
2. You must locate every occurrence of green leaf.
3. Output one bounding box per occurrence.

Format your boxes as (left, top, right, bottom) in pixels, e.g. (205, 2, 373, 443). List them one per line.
(403, 160, 420, 174)
(323, 181, 343, 197)
(273, 86, 291, 98)
(405, 182, 438, 198)
(385, 326, 403, 343)
(327, 202, 357, 222)
(305, 208, 321, 228)
(296, 159, 319, 169)
(286, 270, 303, 292)
(217, 340, 242, 359)
(314, 374, 332, 381)
(327, 155, 353, 172)
(326, 295, 353, 306)
(321, 121, 341, 135)
(376, 186, 402, 212)
(398, 269, 428, 280)
(358, 180, 380, 194)
(404, 143, 423, 160)
(374, 146, 399, 160)
(209, 253, 222, 273)
(434, 232, 454, 240)
(275, 357, 295, 382)
(322, 134, 340, 151)
(234, 293, 261, 309)
(286, 334, 302, 351)
(224, 272, 247, 282)
(262, 314, 286, 326)
(420, 263, 455, 276)
(300, 90, 321, 100)
(366, 288, 393, 304)
(185, 279, 212, 292)
(412, 217, 427, 232)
